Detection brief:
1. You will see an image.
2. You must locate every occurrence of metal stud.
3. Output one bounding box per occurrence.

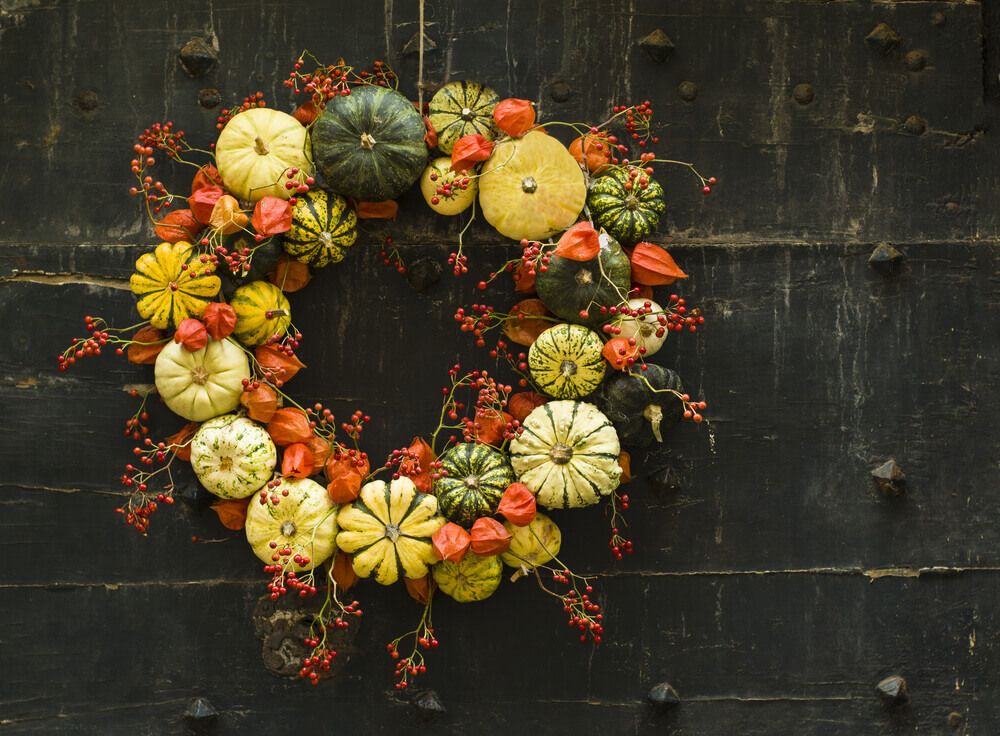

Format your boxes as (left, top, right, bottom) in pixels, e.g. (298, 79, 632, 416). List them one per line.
(865, 23, 901, 54)
(406, 256, 443, 292)
(902, 115, 927, 136)
(178, 37, 218, 78)
(677, 81, 698, 102)
(184, 697, 219, 733)
(904, 50, 927, 72)
(872, 459, 905, 497)
(412, 689, 447, 721)
(74, 89, 99, 112)
(549, 80, 572, 103)
(868, 243, 905, 273)
(875, 675, 909, 708)
(638, 29, 675, 63)
(198, 88, 221, 109)
(647, 681, 681, 711)
(793, 83, 814, 105)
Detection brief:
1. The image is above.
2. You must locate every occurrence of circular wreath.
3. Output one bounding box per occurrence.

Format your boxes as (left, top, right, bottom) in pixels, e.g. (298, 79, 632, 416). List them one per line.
(58, 51, 716, 691)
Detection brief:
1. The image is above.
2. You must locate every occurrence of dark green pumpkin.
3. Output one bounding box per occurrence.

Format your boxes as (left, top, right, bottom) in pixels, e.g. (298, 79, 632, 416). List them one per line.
(587, 167, 665, 246)
(218, 233, 283, 299)
(433, 443, 515, 527)
(596, 363, 683, 448)
(535, 231, 632, 327)
(311, 85, 428, 202)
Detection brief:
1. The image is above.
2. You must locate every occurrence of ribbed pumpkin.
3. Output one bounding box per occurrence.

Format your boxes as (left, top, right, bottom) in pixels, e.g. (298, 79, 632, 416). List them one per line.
(613, 298, 668, 357)
(432, 551, 503, 603)
(420, 157, 477, 215)
(433, 443, 515, 527)
(245, 477, 338, 572)
(587, 167, 666, 246)
(509, 400, 622, 509)
(478, 131, 586, 241)
(215, 108, 312, 202)
(154, 338, 249, 421)
(426, 80, 500, 154)
(190, 415, 276, 499)
(528, 323, 606, 399)
(500, 512, 562, 569)
(283, 189, 358, 268)
(535, 231, 631, 327)
(597, 364, 684, 447)
(130, 241, 220, 329)
(336, 476, 445, 586)
(218, 234, 283, 298)
(311, 85, 427, 202)
(230, 281, 291, 346)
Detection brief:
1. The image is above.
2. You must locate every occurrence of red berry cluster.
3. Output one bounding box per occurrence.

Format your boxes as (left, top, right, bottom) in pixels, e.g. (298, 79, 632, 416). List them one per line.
(426, 169, 472, 205)
(447, 250, 469, 276)
(384, 446, 427, 481)
(299, 599, 362, 685)
(680, 393, 708, 424)
(262, 544, 315, 600)
(115, 433, 179, 534)
(299, 645, 337, 686)
(123, 410, 151, 442)
(56, 316, 109, 371)
(551, 570, 604, 644)
(379, 236, 407, 274)
(664, 294, 705, 334)
(387, 626, 438, 690)
(215, 92, 266, 130)
(340, 410, 370, 441)
(285, 56, 397, 109)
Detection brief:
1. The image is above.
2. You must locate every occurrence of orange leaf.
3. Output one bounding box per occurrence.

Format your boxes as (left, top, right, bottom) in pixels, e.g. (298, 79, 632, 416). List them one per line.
(292, 101, 320, 127)
(202, 302, 237, 341)
(325, 453, 369, 503)
(473, 408, 512, 447)
(470, 517, 512, 556)
(191, 164, 223, 195)
(493, 98, 536, 137)
(497, 482, 537, 526)
(255, 344, 305, 385)
(332, 551, 358, 592)
(602, 336, 641, 371)
(508, 391, 546, 422)
(568, 132, 611, 174)
(251, 196, 293, 236)
(268, 255, 311, 293)
(188, 186, 223, 225)
(173, 318, 208, 352)
(126, 325, 168, 365)
(166, 421, 200, 462)
(503, 298, 552, 347)
(355, 200, 399, 220)
(281, 442, 315, 479)
(630, 242, 688, 286)
(618, 450, 632, 484)
(405, 574, 436, 604)
(209, 194, 249, 235)
(553, 221, 600, 261)
(512, 260, 536, 293)
(154, 208, 201, 243)
(306, 436, 332, 467)
(422, 115, 438, 148)
(451, 134, 493, 173)
(405, 436, 436, 493)
(266, 407, 313, 447)
(240, 384, 278, 423)
(211, 498, 250, 531)
(433, 522, 471, 563)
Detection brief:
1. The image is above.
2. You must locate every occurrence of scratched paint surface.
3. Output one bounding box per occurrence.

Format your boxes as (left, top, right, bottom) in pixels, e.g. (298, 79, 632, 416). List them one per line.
(1, 1, 999, 734)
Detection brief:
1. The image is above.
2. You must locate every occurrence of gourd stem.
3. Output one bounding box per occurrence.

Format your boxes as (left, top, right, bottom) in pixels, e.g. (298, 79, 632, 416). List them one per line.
(253, 136, 269, 155)
(643, 403, 664, 443)
(360, 132, 377, 149)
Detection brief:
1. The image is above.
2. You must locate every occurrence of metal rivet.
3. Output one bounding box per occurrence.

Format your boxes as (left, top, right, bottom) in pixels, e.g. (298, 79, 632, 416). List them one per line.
(638, 28, 675, 63)
(872, 459, 905, 497)
(865, 23, 901, 54)
(74, 89, 99, 112)
(677, 81, 698, 102)
(549, 80, 572, 103)
(868, 243, 905, 273)
(402, 31, 437, 56)
(198, 88, 221, 109)
(947, 711, 963, 729)
(876, 675, 909, 708)
(412, 689, 446, 721)
(904, 50, 927, 72)
(183, 697, 219, 732)
(406, 256, 443, 292)
(902, 115, 927, 136)
(178, 37, 218, 78)
(647, 682, 681, 711)
(931, 11, 947, 27)
(793, 83, 814, 105)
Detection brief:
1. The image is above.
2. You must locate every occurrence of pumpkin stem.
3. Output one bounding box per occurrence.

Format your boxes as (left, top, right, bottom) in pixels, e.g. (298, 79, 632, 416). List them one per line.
(574, 268, 594, 287)
(643, 403, 664, 443)
(280, 521, 297, 537)
(559, 360, 578, 377)
(463, 475, 480, 490)
(360, 132, 377, 149)
(521, 176, 538, 194)
(385, 523, 402, 542)
(549, 443, 574, 465)
(460, 107, 475, 121)
(190, 366, 210, 386)
(253, 136, 269, 156)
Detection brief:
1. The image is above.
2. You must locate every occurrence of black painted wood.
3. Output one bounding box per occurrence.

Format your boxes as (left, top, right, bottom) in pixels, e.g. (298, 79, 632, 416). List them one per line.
(1, 1, 998, 734)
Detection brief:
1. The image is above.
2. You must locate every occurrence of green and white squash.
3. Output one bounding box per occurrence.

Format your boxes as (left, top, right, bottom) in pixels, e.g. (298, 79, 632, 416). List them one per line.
(427, 80, 500, 154)
(612, 298, 668, 357)
(230, 280, 291, 346)
(433, 443, 516, 527)
(509, 400, 622, 509)
(587, 166, 666, 247)
(283, 189, 358, 268)
(433, 550, 503, 602)
(528, 323, 606, 399)
(190, 414, 277, 499)
(500, 512, 562, 569)
(245, 477, 338, 572)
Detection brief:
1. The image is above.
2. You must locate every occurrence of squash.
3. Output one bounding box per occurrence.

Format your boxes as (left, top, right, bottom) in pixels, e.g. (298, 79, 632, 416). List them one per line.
(215, 108, 312, 202)
(154, 338, 250, 422)
(534, 231, 631, 327)
(528, 323, 606, 399)
(218, 233, 284, 298)
(426, 80, 500, 154)
(336, 476, 445, 586)
(611, 298, 668, 357)
(433, 443, 516, 527)
(190, 414, 276, 499)
(420, 157, 477, 215)
(509, 400, 622, 509)
(230, 281, 291, 347)
(596, 363, 683, 447)
(245, 477, 338, 572)
(587, 166, 666, 246)
(432, 551, 502, 603)
(478, 131, 586, 241)
(499, 512, 561, 569)
(311, 85, 428, 202)
(130, 241, 221, 329)
(283, 188, 357, 268)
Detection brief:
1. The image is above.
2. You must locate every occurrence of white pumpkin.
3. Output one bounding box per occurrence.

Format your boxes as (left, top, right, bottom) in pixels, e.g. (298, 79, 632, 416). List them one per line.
(154, 338, 250, 422)
(245, 477, 338, 572)
(500, 512, 562, 569)
(509, 400, 622, 509)
(215, 108, 312, 202)
(613, 298, 667, 357)
(190, 415, 276, 499)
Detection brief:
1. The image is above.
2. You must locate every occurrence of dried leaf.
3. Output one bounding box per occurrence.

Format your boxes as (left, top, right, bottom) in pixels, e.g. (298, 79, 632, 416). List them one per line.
(281, 442, 315, 479)
(493, 98, 536, 137)
(251, 196, 293, 236)
(154, 209, 201, 243)
(405, 574, 436, 604)
(173, 318, 208, 352)
(508, 391, 547, 422)
(191, 164, 223, 195)
(422, 115, 438, 149)
(618, 450, 632, 484)
(432, 522, 471, 563)
(127, 325, 168, 365)
(332, 551, 358, 592)
(470, 517, 512, 556)
(209, 194, 249, 235)
(355, 200, 398, 220)
(553, 221, 600, 261)
(497, 482, 537, 526)
(602, 336, 640, 371)
(405, 436, 436, 493)
(211, 497, 250, 531)
(450, 133, 493, 173)
(166, 421, 200, 462)
(503, 298, 552, 347)
(255, 344, 305, 384)
(630, 242, 688, 286)
(202, 302, 237, 341)
(325, 454, 369, 503)
(268, 255, 311, 293)
(188, 185, 224, 224)
(266, 407, 313, 447)
(240, 384, 278, 423)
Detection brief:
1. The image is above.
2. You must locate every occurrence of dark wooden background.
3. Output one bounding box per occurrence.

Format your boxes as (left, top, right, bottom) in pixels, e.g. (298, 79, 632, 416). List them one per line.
(2, 0, 999, 733)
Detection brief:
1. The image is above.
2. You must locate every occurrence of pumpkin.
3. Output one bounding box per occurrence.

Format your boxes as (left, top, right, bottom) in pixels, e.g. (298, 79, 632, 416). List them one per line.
(283, 189, 358, 268)
(190, 414, 276, 499)
(596, 363, 683, 447)
(336, 476, 445, 585)
(534, 231, 632, 327)
(612, 298, 668, 357)
(478, 131, 586, 241)
(420, 157, 477, 215)
(587, 167, 666, 246)
(528, 323, 606, 399)
(311, 85, 427, 202)
(432, 551, 503, 603)
(215, 108, 312, 202)
(130, 241, 221, 329)
(245, 477, 338, 572)
(426, 80, 500, 154)
(218, 233, 284, 298)
(230, 281, 291, 346)
(509, 400, 622, 509)
(433, 443, 516, 527)
(500, 512, 561, 569)
(154, 338, 250, 422)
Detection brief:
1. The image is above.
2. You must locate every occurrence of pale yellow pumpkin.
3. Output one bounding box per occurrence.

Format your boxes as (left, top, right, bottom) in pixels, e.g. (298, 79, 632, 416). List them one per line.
(245, 477, 338, 572)
(154, 338, 249, 422)
(499, 512, 562, 569)
(215, 108, 312, 202)
(420, 157, 477, 216)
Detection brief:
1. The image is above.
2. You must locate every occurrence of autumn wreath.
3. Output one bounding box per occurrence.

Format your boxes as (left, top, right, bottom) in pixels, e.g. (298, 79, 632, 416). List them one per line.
(58, 51, 715, 690)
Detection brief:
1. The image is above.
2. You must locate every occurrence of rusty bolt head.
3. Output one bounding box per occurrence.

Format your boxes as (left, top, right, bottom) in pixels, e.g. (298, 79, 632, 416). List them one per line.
(865, 23, 901, 54)
(412, 689, 446, 721)
(931, 11, 947, 27)
(74, 89, 99, 112)
(406, 256, 443, 292)
(904, 50, 927, 72)
(647, 681, 681, 711)
(902, 115, 927, 136)
(678, 81, 698, 102)
(947, 711, 963, 729)
(872, 459, 905, 497)
(198, 88, 221, 109)
(549, 80, 572, 103)
(402, 30, 437, 56)
(178, 37, 218, 78)
(639, 28, 675, 63)
(793, 83, 814, 105)
(184, 697, 219, 732)
(868, 243, 905, 273)
(876, 675, 909, 708)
